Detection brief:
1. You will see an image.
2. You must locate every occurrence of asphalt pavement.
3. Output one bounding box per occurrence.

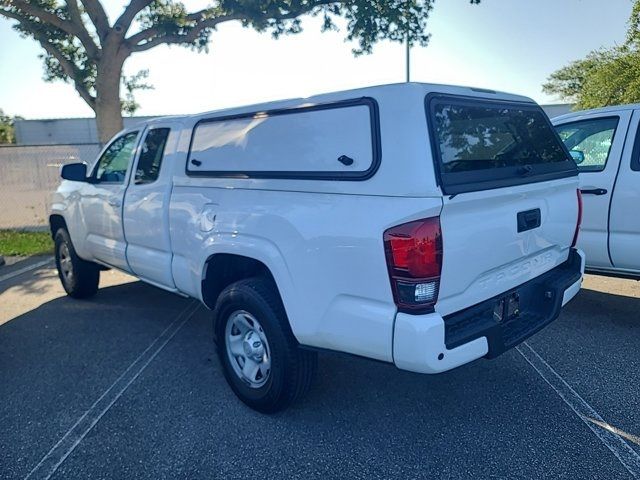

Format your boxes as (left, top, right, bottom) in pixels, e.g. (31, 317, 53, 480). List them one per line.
(1, 258, 639, 479)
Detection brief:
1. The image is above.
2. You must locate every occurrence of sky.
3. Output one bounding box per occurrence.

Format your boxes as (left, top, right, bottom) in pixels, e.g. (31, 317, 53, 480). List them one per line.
(0, 0, 634, 119)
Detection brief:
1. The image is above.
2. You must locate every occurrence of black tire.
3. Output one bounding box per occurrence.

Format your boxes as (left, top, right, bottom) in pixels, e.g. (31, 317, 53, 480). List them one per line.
(214, 277, 317, 413)
(54, 228, 100, 299)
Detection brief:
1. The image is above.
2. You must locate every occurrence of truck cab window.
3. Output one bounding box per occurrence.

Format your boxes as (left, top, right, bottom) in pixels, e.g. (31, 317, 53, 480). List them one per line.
(555, 117, 618, 172)
(135, 128, 170, 184)
(95, 131, 139, 183)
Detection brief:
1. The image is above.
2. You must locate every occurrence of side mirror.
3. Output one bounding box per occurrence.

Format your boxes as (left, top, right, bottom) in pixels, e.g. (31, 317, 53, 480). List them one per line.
(569, 150, 585, 165)
(61, 163, 88, 182)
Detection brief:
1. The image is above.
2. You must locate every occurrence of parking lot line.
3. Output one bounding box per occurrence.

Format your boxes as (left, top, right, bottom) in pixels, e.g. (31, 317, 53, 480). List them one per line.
(0, 258, 54, 284)
(517, 342, 640, 479)
(23, 299, 201, 480)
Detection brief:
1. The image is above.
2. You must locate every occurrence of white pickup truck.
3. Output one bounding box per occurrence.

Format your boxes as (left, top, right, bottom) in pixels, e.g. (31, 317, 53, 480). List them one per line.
(553, 105, 640, 278)
(51, 83, 584, 412)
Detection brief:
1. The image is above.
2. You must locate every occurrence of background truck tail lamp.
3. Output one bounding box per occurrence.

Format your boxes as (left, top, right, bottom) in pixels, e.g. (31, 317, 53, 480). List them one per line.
(384, 217, 443, 312)
(572, 189, 583, 248)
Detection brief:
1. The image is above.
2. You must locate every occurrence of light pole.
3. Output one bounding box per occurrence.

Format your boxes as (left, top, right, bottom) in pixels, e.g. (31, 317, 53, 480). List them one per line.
(405, 36, 411, 82)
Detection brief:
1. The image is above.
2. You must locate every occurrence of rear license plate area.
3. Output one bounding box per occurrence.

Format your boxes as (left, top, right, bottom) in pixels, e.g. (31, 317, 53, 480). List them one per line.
(492, 292, 520, 324)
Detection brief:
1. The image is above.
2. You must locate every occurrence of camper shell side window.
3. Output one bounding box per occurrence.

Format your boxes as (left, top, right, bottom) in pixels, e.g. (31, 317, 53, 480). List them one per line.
(186, 98, 381, 181)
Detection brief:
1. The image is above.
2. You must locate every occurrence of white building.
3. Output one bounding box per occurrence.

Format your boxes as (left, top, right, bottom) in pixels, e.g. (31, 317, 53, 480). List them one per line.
(541, 104, 574, 119)
(14, 116, 156, 145)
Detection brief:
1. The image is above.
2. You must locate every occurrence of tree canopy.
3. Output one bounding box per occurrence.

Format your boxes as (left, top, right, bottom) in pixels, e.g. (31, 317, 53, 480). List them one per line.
(543, 0, 640, 110)
(0, 0, 480, 142)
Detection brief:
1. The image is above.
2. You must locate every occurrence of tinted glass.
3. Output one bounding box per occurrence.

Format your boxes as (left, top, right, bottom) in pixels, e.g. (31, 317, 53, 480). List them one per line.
(96, 132, 138, 183)
(432, 101, 569, 174)
(135, 128, 170, 184)
(555, 117, 618, 172)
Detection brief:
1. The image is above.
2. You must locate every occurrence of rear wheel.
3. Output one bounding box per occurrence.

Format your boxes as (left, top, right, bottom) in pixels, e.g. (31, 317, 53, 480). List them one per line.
(214, 277, 317, 413)
(54, 229, 100, 299)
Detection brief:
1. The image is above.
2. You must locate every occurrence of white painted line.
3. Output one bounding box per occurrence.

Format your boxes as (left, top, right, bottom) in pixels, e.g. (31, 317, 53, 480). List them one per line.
(0, 258, 54, 284)
(24, 300, 200, 480)
(517, 342, 640, 479)
(587, 418, 640, 447)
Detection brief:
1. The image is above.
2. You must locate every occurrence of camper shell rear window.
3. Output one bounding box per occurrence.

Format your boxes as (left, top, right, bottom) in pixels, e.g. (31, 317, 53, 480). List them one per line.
(426, 94, 577, 195)
(186, 98, 380, 181)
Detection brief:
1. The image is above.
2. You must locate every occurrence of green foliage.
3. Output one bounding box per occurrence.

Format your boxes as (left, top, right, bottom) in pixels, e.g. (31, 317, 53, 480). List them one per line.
(0, 108, 20, 144)
(127, 0, 482, 55)
(0, 230, 53, 256)
(121, 70, 154, 116)
(543, 0, 640, 109)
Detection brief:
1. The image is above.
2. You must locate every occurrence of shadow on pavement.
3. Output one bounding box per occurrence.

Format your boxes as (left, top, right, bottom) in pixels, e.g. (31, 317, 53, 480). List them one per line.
(569, 287, 640, 328)
(0, 264, 57, 296)
(1, 281, 637, 479)
(527, 286, 640, 463)
(0, 281, 191, 480)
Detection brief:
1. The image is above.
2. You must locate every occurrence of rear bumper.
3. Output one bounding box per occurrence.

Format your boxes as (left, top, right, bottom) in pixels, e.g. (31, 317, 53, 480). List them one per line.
(393, 248, 584, 374)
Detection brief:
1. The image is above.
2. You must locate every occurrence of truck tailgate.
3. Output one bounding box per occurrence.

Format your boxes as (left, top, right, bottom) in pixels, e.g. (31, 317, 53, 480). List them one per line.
(436, 178, 579, 316)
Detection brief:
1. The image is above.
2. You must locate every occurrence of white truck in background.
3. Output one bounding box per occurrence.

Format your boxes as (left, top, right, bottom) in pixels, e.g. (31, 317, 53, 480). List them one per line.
(554, 105, 640, 278)
(50, 83, 584, 413)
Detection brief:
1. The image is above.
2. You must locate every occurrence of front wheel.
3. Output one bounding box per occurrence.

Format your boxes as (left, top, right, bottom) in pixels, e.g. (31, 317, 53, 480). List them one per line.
(54, 229, 100, 299)
(214, 277, 317, 413)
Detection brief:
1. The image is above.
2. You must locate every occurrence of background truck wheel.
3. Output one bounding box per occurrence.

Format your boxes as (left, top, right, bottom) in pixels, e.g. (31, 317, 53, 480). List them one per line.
(214, 277, 317, 413)
(54, 229, 100, 299)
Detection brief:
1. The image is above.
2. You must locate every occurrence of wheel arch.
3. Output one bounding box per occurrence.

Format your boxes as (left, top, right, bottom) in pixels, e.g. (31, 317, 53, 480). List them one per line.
(201, 253, 279, 310)
(49, 214, 68, 238)
(201, 251, 298, 344)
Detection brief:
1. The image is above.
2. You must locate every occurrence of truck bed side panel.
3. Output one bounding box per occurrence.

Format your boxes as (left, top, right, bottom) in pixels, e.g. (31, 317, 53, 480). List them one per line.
(169, 185, 441, 362)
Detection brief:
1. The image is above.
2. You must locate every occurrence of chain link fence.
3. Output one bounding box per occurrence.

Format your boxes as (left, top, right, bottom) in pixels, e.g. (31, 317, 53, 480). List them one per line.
(0, 144, 101, 230)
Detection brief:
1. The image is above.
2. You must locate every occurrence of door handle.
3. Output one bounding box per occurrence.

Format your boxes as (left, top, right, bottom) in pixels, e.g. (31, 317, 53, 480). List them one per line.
(517, 208, 541, 233)
(580, 188, 608, 196)
(108, 198, 122, 207)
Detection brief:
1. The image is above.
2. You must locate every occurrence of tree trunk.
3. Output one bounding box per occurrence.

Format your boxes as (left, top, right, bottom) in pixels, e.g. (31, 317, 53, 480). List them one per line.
(95, 92, 123, 144)
(95, 51, 126, 144)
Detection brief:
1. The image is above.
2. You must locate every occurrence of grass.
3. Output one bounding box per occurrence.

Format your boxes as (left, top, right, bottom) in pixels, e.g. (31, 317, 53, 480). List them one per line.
(0, 230, 53, 256)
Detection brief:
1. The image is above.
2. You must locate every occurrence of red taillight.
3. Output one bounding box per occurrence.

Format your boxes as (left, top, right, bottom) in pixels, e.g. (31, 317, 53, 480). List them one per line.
(384, 217, 442, 313)
(571, 189, 582, 248)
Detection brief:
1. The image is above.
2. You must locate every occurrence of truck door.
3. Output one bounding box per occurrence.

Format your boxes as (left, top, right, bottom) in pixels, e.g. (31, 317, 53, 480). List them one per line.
(83, 130, 141, 271)
(555, 111, 631, 269)
(123, 124, 177, 289)
(609, 111, 640, 272)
